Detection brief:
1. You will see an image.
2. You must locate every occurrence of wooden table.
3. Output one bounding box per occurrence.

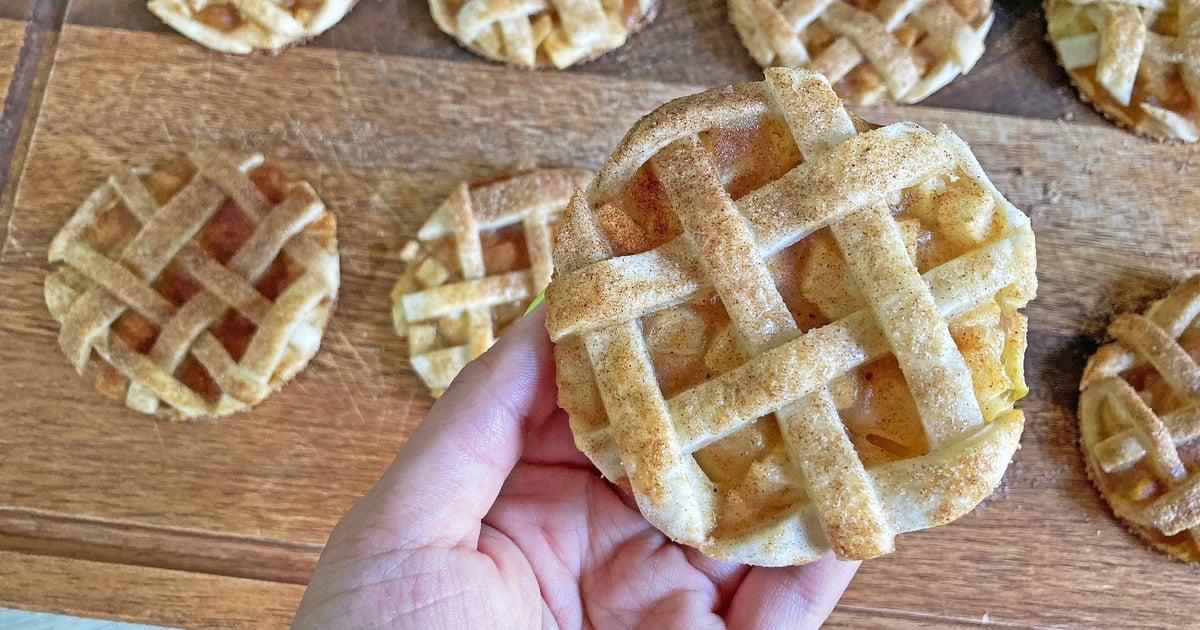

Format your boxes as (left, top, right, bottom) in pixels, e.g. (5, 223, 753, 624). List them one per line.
(2, 1, 1199, 628)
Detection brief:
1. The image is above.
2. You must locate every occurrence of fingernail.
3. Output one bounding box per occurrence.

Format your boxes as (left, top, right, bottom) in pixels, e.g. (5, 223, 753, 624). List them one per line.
(523, 292, 545, 316)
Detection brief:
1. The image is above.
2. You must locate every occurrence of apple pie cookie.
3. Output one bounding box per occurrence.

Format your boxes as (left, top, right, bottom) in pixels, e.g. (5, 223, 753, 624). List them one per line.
(45, 152, 340, 419)
(428, 0, 658, 68)
(392, 167, 591, 396)
(1080, 275, 1200, 561)
(1046, 0, 1200, 141)
(728, 0, 993, 104)
(545, 67, 1037, 565)
(148, 0, 357, 54)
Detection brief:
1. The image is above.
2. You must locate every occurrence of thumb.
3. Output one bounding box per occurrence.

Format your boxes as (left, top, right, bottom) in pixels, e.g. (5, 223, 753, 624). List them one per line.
(342, 305, 557, 549)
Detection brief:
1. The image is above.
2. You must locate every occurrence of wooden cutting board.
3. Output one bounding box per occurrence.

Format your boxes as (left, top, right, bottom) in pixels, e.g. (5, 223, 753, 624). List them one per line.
(5, 16, 1200, 630)
(0, 22, 19, 101)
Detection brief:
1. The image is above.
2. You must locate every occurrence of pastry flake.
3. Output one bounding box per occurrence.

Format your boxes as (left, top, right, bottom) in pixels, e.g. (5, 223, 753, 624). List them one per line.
(148, 0, 357, 54)
(1046, 0, 1200, 141)
(391, 166, 592, 396)
(428, 0, 658, 68)
(45, 152, 340, 419)
(1080, 275, 1200, 561)
(545, 67, 1036, 566)
(728, 0, 993, 104)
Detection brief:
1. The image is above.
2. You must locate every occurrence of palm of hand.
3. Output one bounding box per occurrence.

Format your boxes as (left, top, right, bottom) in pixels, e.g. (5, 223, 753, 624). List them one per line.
(293, 312, 856, 629)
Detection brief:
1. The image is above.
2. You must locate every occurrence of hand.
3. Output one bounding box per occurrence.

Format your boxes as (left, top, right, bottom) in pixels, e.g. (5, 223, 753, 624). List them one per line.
(293, 306, 858, 629)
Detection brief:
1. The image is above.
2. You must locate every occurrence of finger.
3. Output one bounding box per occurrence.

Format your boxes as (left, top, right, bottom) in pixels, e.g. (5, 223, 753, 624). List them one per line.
(344, 305, 557, 549)
(680, 547, 751, 611)
(517, 407, 595, 468)
(725, 554, 859, 630)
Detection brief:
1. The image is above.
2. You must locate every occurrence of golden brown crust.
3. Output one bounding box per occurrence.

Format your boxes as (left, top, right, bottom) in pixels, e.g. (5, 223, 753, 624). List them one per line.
(1083, 438, 1200, 562)
(148, 0, 358, 54)
(45, 152, 340, 418)
(546, 67, 1036, 566)
(391, 166, 592, 396)
(428, 0, 658, 68)
(1079, 274, 1200, 561)
(728, 0, 994, 105)
(1045, 0, 1200, 142)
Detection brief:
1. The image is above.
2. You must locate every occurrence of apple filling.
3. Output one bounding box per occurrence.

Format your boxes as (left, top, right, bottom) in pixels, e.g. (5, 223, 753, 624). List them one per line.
(81, 158, 308, 405)
(395, 220, 551, 355)
(193, 0, 325, 32)
(591, 112, 1026, 536)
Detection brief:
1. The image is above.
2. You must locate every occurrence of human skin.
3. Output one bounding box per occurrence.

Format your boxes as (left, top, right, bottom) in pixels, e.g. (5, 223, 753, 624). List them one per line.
(292, 307, 858, 629)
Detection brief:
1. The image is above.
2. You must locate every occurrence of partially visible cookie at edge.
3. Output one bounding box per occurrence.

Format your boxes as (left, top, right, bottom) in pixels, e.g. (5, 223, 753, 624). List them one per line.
(391, 166, 592, 396)
(1046, 0, 1200, 142)
(148, 0, 358, 54)
(728, 0, 993, 105)
(45, 151, 340, 418)
(428, 0, 658, 68)
(1080, 274, 1200, 561)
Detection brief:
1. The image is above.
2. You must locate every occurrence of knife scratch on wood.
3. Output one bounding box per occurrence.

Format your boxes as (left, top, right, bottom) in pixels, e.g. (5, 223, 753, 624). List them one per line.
(157, 114, 178, 151)
(148, 417, 166, 449)
(334, 328, 371, 374)
(330, 363, 369, 425)
(285, 116, 330, 192)
(1, 210, 21, 259)
(331, 49, 350, 111)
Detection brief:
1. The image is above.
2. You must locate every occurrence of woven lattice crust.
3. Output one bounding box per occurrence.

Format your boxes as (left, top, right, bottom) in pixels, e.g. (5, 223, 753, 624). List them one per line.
(148, 0, 357, 54)
(546, 68, 1036, 565)
(1046, 0, 1200, 142)
(729, 0, 993, 104)
(392, 166, 591, 396)
(428, 0, 658, 68)
(1080, 275, 1200, 561)
(46, 152, 340, 418)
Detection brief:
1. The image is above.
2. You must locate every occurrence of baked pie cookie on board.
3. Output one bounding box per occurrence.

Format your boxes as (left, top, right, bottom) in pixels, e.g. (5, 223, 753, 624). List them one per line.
(392, 167, 591, 396)
(1080, 275, 1200, 561)
(45, 152, 340, 419)
(728, 0, 993, 104)
(148, 0, 357, 54)
(1046, 0, 1200, 141)
(428, 0, 658, 68)
(545, 67, 1037, 566)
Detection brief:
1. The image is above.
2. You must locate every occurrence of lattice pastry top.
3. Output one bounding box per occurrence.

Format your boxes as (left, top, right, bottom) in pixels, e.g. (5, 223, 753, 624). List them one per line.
(148, 0, 357, 53)
(1046, 0, 1200, 141)
(45, 152, 340, 419)
(428, 0, 658, 68)
(545, 67, 1037, 565)
(1080, 275, 1200, 561)
(392, 166, 591, 396)
(728, 0, 993, 104)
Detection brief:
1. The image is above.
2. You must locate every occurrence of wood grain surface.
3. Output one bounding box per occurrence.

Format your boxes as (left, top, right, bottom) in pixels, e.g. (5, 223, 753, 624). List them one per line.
(0, 17, 29, 196)
(3, 1, 1200, 628)
(0, 550, 303, 627)
(67, 0, 1095, 123)
(0, 22, 21, 103)
(0, 0, 62, 244)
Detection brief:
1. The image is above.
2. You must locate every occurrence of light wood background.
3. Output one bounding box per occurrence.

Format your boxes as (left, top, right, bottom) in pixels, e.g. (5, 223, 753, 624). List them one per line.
(3, 1, 1200, 628)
